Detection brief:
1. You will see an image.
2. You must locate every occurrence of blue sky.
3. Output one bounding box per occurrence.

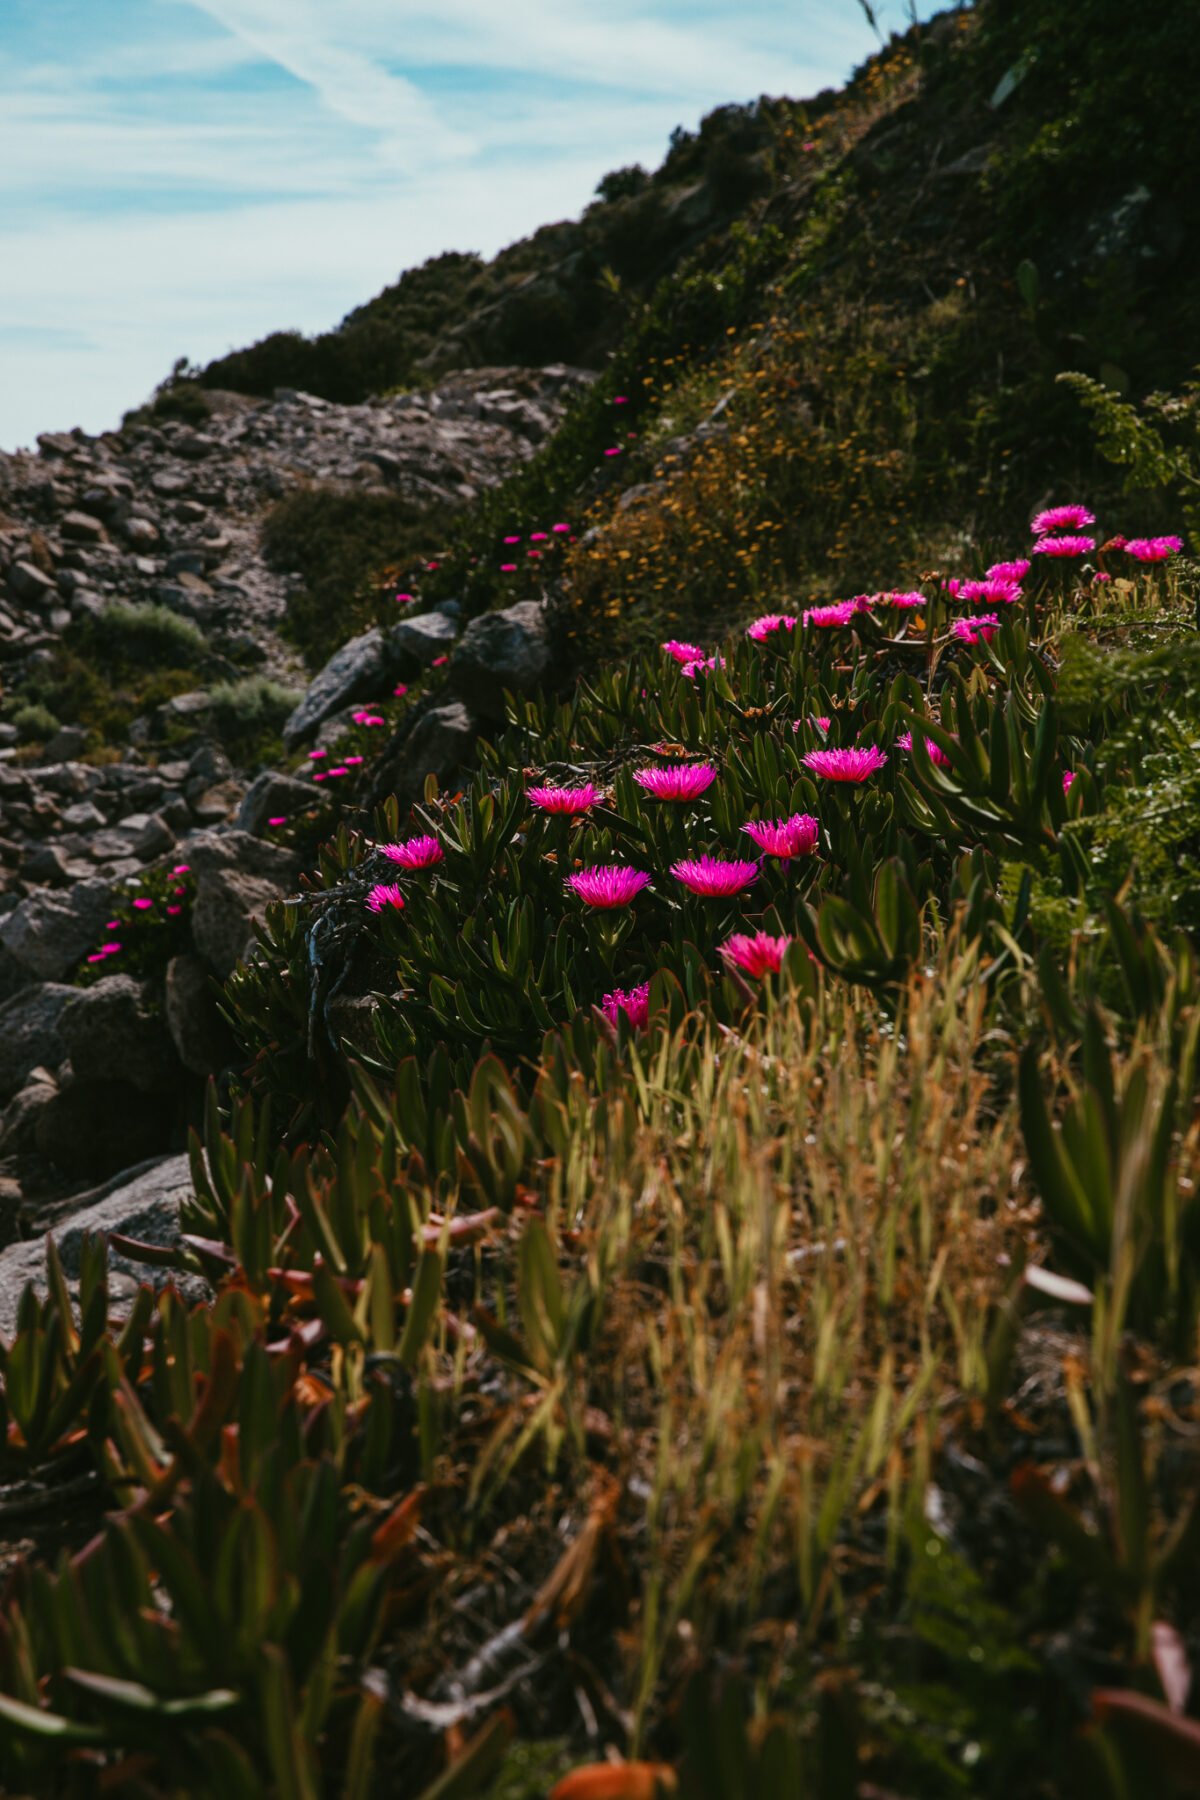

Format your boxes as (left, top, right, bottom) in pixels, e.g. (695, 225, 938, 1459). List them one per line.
(0, 0, 948, 451)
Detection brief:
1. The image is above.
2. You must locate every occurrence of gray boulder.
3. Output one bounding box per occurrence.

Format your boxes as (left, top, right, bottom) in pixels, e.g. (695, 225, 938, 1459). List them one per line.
(0, 982, 76, 1099)
(386, 701, 479, 806)
(165, 953, 236, 1075)
(0, 1153, 196, 1338)
(191, 867, 289, 978)
(0, 878, 113, 982)
(450, 599, 553, 721)
(389, 610, 458, 671)
(60, 975, 181, 1092)
(235, 770, 316, 837)
(0, 1071, 57, 1154)
(283, 627, 390, 747)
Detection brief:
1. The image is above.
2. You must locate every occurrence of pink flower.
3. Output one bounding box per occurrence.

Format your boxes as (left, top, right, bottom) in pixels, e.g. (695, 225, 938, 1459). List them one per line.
(345, 755, 364, 766)
(396, 592, 415, 604)
(747, 613, 798, 640)
(1126, 535, 1183, 561)
(604, 447, 622, 457)
(956, 576, 1022, 606)
(529, 783, 597, 813)
(172, 864, 190, 876)
(268, 816, 287, 827)
(313, 771, 327, 782)
(500, 563, 517, 572)
(106, 920, 120, 930)
(634, 763, 717, 801)
(742, 813, 819, 858)
(1101, 535, 1127, 553)
(1063, 770, 1075, 795)
(721, 931, 792, 978)
(987, 559, 1030, 582)
(877, 590, 926, 609)
(432, 655, 449, 667)
(527, 550, 541, 559)
(100, 942, 121, 955)
(366, 883, 405, 915)
(952, 614, 1000, 644)
(309, 748, 327, 761)
(1031, 535, 1095, 558)
(897, 729, 951, 767)
(133, 897, 153, 911)
(662, 639, 704, 664)
(614, 395, 628, 404)
(530, 531, 548, 542)
(681, 655, 724, 678)
(1094, 572, 1112, 583)
(426, 562, 439, 572)
(601, 982, 651, 1030)
(328, 767, 348, 778)
(1031, 505, 1095, 536)
(670, 855, 759, 897)
(381, 834, 443, 870)
(552, 522, 570, 533)
(393, 684, 408, 697)
(801, 746, 888, 782)
(567, 865, 651, 907)
(166, 905, 182, 916)
(353, 711, 384, 726)
(804, 601, 858, 628)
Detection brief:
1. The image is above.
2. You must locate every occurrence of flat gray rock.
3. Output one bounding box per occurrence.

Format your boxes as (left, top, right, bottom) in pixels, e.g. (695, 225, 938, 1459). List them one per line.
(0, 878, 114, 982)
(0, 1153, 197, 1340)
(450, 599, 553, 721)
(283, 628, 389, 747)
(389, 610, 458, 670)
(0, 983, 76, 1100)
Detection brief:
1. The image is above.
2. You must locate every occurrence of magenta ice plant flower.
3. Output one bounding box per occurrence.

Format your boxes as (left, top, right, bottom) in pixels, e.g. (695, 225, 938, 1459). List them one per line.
(681, 654, 725, 678)
(1126, 535, 1183, 561)
(956, 576, 1022, 606)
(366, 883, 405, 915)
(897, 729, 951, 767)
(601, 982, 651, 1031)
(634, 763, 717, 801)
(529, 783, 597, 813)
(1031, 504, 1095, 536)
(567, 865, 651, 907)
(746, 613, 798, 640)
(662, 639, 704, 665)
(381, 834, 443, 870)
(721, 931, 792, 978)
(1063, 770, 1075, 795)
(1032, 535, 1095, 558)
(742, 813, 819, 858)
(804, 601, 858, 628)
(132, 897, 153, 911)
(670, 855, 759, 897)
(952, 614, 1000, 644)
(801, 745, 888, 782)
(877, 590, 926, 609)
(987, 559, 1030, 583)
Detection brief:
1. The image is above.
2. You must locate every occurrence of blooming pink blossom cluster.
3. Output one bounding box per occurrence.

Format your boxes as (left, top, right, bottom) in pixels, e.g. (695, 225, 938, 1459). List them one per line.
(1032, 504, 1095, 536)
(567, 866, 651, 907)
(601, 982, 651, 1031)
(804, 600, 859, 628)
(742, 813, 819, 858)
(681, 654, 725, 678)
(721, 931, 792, 978)
(955, 576, 1022, 606)
(876, 590, 925, 609)
(802, 745, 887, 782)
(671, 855, 759, 896)
(1126, 536, 1183, 562)
(366, 883, 405, 914)
(381, 835, 443, 870)
(746, 613, 797, 640)
(529, 783, 597, 814)
(952, 614, 1000, 644)
(1032, 535, 1095, 558)
(634, 763, 717, 801)
(987, 559, 1030, 583)
(897, 730, 952, 767)
(662, 639, 704, 665)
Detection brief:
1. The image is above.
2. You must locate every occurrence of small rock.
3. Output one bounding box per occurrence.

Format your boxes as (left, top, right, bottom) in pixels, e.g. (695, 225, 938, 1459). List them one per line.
(60, 974, 180, 1092)
(124, 517, 160, 549)
(450, 599, 554, 721)
(0, 1073, 58, 1154)
(151, 470, 191, 498)
(165, 952, 236, 1075)
(190, 867, 288, 978)
(159, 690, 212, 724)
(21, 844, 74, 888)
(389, 610, 458, 671)
(189, 780, 243, 824)
(236, 769, 319, 836)
(0, 982, 76, 1100)
(60, 510, 106, 544)
(60, 800, 107, 832)
(7, 561, 56, 606)
(43, 724, 88, 762)
(283, 628, 389, 747)
(116, 811, 176, 858)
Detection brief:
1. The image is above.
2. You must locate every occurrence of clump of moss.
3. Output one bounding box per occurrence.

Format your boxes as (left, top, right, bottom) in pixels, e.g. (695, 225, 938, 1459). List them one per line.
(10, 702, 60, 743)
(95, 602, 208, 668)
(208, 675, 302, 762)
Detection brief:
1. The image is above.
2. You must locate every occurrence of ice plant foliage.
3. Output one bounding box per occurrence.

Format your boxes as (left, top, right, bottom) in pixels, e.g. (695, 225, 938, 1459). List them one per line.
(366, 883, 405, 915)
(381, 835, 443, 870)
(742, 813, 819, 858)
(721, 930, 792, 977)
(802, 745, 888, 782)
(634, 763, 717, 801)
(746, 613, 798, 640)
(670, 855, 759, 896)
(600, 982, 651, 1031)
(1126, 536, 1183, 561)
(567, 865, 651, 907)
(528, 783, 597, 813)
(1031, 504, 1095, 535)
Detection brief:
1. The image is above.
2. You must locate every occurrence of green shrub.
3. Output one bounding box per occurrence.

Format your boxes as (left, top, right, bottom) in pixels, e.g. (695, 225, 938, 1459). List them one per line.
(95, 601, 207, 667)
(208, 675, 302, 753)
(11, 702, 59, 742)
